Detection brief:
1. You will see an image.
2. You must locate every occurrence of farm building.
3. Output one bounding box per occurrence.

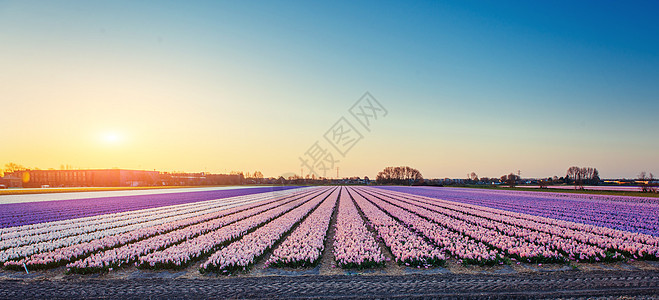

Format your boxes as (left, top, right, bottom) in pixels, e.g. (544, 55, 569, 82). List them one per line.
(6, 169, 160, 188)
(4, 169, 244, 188)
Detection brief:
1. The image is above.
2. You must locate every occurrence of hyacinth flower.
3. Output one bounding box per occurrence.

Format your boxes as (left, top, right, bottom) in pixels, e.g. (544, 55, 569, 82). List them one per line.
(332, 189, 385, 269)
(266, 188, 339, 268)
(0, 190, 285, 250)
(366, 187, 659, 261)
(377, 186, 658, 236)
(200, 188, 336, 274)
(357, 188, 501, 265)
(1, 192, 290, 265)
(359, 188, 565, 264)
(371, 188, 656, 247)
(5, 188, 318, 271)
(350, 189, 445, 267)
(0, 186, 302, 229)
(107, 188, 332, 272)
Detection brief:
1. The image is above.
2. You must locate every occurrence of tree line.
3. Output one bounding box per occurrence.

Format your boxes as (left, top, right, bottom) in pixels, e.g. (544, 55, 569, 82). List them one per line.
(565, 166, 600, 188)
(375, 166, 424, 185)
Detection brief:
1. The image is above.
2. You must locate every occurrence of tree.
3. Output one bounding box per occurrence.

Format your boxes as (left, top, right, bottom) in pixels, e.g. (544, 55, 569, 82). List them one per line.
(506, 173, 518, 187)
(500, 173, 518, 187)
(566, 166, 580, 186)
(376, 166, 423, 185)
(639, 172, 657, 193)
(4, 162, 27, 174)
(566, 166, 600, 189)
(470, 172, 479, 182)
(591, 168, 600, 184)
(245, 171, 264, 183)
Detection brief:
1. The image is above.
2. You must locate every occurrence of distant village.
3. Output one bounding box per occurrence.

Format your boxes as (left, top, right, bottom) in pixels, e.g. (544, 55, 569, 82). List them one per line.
(0, 167, 654, 189)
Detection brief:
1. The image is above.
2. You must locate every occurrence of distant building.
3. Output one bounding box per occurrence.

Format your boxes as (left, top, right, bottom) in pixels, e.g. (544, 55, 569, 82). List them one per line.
(6, 169, 160, 188)
(0, 174, 23, 188)
(161, 172, 243, 186)
(4, 169, 245, 188)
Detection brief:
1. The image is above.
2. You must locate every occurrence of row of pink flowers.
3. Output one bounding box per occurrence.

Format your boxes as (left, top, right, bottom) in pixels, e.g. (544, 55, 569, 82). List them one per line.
(391, 186, 658, 236)
(407, 189, 659, 247)
(350, 189, 445, 266)
(4, 188, 312, 271)
(66, 188, 324, 273)
(489, 188, 659, 205)
(413, 192, 651, 258)
(373, 188, 659, 260)
(356, 189, 500, 264)
(137, 188, 332, 271)
(2, 214, 171, 264)
(359, 188, 563, 263)
(199, 188, 335, 273)
(0, 205, 159, 239)
(379, 190, 608, 261)
(332, 189, 385, 268)
(0, 189, 299, 240)
(454, 193, 659, 249)
(0, 192, 277, 252)
(266, 188, 339, 268)
(0, 205, 163, 242)
(436, 189, 659, 242)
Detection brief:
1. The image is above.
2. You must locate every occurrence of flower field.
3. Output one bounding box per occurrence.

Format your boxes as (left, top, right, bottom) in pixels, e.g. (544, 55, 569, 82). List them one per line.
(1, 186, 658, 275)
(0, 186, 300, 228)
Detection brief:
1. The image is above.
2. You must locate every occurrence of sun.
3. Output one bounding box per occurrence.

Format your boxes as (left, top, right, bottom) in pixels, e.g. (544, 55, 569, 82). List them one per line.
(101, 132, 122, 145)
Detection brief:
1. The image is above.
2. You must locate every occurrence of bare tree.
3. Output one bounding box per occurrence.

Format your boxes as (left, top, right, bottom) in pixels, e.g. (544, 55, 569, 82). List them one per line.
(650, 173, 657, 193)
(566, 166, 600, 190)
(591, 168, 600, 184)
(566, 166, 581, 188)
(253, 171, 264, 183)
(470, 172, 479, 182)
(639, 172, 648, 192)
(501, 173, 518, 187)
(376, 166, 423, 185)
(4, 162, 27, 174)
(639, 172, 657, 193)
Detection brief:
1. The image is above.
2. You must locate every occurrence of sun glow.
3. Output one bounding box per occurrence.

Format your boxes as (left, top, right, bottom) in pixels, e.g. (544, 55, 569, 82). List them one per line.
(101, 132, 122, 145)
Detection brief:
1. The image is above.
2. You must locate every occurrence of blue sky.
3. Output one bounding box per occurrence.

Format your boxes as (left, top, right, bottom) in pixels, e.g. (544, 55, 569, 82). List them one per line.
(1, 1, 657, 178)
